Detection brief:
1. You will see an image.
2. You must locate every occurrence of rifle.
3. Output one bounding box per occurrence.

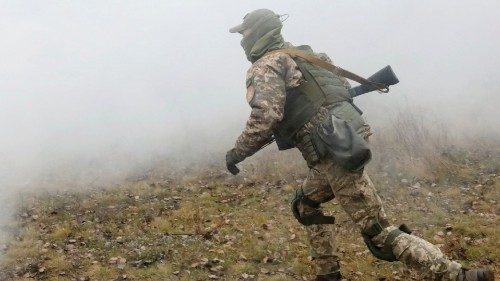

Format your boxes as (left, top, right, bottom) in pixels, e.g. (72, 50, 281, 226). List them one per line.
(229, 60, 399, 174)
(261, 65, 400, 149)
(349, 65, 399, 97)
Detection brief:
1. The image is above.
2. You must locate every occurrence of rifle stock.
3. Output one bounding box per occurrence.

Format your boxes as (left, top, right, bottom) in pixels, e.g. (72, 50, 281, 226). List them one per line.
(350, 65, 399, 97)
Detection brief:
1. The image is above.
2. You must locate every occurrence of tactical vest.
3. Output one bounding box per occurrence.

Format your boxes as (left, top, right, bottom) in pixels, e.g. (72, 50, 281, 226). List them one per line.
(273, 45, 367, 150)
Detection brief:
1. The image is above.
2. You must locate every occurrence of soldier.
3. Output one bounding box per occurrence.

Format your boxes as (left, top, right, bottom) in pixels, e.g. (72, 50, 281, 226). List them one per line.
(225, 8, 494, 281)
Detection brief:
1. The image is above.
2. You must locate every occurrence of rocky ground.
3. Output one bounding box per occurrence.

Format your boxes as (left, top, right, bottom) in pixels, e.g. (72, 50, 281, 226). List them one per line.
(0, 144, 498, 281)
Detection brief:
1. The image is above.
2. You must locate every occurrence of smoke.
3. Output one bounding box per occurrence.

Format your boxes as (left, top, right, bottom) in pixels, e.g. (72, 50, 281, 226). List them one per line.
(0, 1, 499, 242)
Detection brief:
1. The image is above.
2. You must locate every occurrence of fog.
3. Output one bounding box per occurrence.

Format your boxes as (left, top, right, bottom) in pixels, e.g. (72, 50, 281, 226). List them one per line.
(1, 1, 499, 238)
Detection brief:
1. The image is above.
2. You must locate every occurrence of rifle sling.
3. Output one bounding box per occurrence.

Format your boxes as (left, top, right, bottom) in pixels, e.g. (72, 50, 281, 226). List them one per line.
(268, 48, 389, 92)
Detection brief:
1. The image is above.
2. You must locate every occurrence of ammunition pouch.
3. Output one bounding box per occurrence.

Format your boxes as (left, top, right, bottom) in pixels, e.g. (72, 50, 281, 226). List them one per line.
(361, 222, 412, 262)
(310, 115, 372, 171)
(297, 133, 321, 168)
(291, 188, 335, 226)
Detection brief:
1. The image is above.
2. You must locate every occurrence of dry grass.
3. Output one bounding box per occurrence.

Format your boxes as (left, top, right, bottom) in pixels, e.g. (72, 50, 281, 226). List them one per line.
(1, 111, 499, 280)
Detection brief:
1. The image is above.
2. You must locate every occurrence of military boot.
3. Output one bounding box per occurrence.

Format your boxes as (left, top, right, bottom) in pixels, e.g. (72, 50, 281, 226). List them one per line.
(457, 268, 494, 281)
(314, 271, 343, 281)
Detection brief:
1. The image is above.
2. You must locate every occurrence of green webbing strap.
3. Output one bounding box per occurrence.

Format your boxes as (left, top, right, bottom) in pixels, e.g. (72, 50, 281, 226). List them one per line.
(363, 221, 384, 237)
(362, 223, 412, 262)
(291, 189, 336, 226)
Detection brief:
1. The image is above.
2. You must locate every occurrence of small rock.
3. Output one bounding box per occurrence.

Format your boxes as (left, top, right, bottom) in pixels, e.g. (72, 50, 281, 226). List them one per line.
(68, 239, 77, 244)
(436, 231, 445, 237)
(116, 257, 127, 269)
(210, 265, 223, 272)
(131, 260, 143, 267)
(410, 189, 420, 196)
(445, 224, 453, 231)
(412, 182, 421, 189)
(208, 274, 219, 279)
(260, 268, 270, 274)
(65, 244, 76, 252)
(212, 258, 224, 264)
(401, 179, 409, 184)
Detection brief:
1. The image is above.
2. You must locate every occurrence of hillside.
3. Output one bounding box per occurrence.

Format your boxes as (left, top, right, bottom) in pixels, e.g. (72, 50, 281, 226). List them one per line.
(0, 137, 498, 281)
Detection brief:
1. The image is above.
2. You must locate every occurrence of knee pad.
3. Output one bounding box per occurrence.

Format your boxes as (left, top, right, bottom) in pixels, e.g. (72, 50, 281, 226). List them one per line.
(361, 222, 412, 262)
(291, 188, 335, 226)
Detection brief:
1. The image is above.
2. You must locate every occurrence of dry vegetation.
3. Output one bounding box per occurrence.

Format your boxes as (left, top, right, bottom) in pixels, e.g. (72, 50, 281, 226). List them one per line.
(0, 113, 499, 281)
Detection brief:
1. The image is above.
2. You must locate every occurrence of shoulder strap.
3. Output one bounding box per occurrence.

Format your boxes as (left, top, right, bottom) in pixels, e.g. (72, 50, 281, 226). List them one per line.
(268, 48, 389, 93)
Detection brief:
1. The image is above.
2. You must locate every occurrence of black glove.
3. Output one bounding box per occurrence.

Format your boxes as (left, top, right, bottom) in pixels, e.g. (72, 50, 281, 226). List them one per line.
(226, 149, 242, 175)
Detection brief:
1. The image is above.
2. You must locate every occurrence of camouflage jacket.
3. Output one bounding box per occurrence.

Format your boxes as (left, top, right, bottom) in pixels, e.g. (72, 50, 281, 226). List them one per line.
(231, 51, 304, 161)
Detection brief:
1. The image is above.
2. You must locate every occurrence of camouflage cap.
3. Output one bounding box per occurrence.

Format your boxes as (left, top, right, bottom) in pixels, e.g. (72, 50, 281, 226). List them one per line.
(229, 9, 279, 33)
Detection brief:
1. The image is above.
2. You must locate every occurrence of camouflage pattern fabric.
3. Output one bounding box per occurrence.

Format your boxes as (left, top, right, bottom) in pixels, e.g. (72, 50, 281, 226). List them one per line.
(299, 159, 462, 280)
(298, 167, 340, 275)
(306, 224, 341, 275)
(232, 48, 463, 280)
(232, 52, 303, 160)
(378, 227, 462, 280)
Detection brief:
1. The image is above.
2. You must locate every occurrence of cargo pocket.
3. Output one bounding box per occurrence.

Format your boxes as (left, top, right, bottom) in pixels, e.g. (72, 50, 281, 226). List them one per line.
(330, 101, 368, 133)
(310, 115, 372, 171)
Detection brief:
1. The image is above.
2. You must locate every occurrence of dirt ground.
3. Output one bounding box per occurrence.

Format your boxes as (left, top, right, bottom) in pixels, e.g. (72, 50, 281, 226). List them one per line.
(1, 141, 498, 281)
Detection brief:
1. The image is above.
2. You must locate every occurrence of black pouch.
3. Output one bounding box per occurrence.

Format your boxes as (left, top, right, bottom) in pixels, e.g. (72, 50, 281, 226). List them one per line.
(310, 115, 372, 171)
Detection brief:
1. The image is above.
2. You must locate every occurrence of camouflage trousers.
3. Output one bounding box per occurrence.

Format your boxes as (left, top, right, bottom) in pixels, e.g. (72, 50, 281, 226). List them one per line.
(298, 159, 462, 280)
